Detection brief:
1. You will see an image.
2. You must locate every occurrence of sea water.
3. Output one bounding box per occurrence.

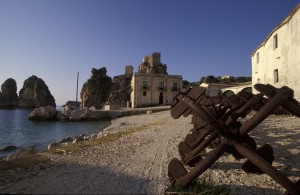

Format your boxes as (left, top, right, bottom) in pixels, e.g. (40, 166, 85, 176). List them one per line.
(0, 108, 111, 157)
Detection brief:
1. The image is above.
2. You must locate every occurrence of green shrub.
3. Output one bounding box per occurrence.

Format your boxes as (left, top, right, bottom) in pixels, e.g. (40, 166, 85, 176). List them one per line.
(165, 176, 230, 195)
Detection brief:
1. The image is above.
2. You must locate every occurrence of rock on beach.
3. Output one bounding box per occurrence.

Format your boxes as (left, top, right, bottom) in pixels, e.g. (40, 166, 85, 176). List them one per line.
(0, 145, 17, 152)
(29, 106, 57, 121)
(5, 147, 38, 161)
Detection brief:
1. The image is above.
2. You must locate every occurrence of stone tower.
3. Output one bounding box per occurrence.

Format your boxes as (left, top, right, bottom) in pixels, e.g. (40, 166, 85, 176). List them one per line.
(149, 52, 161, 66)
(125, 65, 133, 75)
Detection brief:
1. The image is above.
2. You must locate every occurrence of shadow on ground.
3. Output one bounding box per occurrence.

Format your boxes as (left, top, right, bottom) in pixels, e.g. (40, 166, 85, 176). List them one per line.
(0, 161, 153, 194)
(250, 115, 300, 170)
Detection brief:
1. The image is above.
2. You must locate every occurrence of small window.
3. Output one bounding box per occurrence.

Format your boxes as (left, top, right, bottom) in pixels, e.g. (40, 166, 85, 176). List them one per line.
(274, 69, 279, 83)
(256, 52, 259, 64)
(143, 91, 147, 96)
(273, 34, 278, 50)
(172, 83, 178, 91)
(257, 78, 260, 83)
(159, 82, 164, 90)
(142, 81, 148, 89)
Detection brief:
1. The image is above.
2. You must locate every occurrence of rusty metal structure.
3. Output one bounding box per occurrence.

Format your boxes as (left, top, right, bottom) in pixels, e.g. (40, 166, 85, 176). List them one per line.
(168, 84, 300, 195)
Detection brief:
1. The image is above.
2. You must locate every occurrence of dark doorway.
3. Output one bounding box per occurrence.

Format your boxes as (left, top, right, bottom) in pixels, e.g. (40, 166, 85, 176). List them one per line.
(159, 92, 164, 105)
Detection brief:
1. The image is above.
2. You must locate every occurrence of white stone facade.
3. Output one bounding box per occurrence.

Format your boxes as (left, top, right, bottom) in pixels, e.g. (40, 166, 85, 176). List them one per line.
(251, 3, 300, 100)
(199, 82, 252, 97)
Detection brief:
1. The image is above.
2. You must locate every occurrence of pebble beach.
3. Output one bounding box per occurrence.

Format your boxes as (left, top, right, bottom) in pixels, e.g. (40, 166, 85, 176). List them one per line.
(0, 110, 299, 194)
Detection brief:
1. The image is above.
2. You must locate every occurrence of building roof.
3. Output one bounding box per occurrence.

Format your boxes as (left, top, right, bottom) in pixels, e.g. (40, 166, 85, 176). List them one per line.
(200, 81, 252, 88)
(251, 3, 300, 57)
(133, 72, 182, 78)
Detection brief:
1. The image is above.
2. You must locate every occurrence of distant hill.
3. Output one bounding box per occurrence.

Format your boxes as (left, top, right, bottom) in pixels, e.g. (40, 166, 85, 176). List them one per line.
(183, 75, 251, 88)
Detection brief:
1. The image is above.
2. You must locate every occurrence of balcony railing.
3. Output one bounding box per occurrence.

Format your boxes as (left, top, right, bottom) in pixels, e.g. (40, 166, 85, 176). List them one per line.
(139, 85, 180, 91)
(157, 86, 166, 91)
(140, 85, 150, 90)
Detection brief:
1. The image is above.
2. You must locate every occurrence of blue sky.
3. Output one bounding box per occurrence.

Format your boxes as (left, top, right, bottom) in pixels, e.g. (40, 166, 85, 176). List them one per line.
(0, 0, 299, 105)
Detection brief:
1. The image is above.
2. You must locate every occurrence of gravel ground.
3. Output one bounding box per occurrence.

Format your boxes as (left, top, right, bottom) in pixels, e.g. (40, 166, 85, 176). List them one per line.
(0, 110, 299, 194)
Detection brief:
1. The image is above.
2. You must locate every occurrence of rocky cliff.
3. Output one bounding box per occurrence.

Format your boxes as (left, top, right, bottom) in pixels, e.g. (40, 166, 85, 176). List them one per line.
(106, 74, 132, 107)
(80, 67, 112, 109)
(15, 75, 56, 108)
(0, 78, 18, 107)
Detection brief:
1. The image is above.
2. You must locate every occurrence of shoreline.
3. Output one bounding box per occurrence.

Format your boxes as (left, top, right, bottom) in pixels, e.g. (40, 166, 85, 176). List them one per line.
(0, 119, 113, 158)
(0, 110, 112, 159)
(1, 111, 299, 194)
(1, 106, 170, 159)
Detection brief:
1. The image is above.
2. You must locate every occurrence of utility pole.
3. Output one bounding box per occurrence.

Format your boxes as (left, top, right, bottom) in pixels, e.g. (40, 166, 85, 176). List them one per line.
(76, 72, 79, 102)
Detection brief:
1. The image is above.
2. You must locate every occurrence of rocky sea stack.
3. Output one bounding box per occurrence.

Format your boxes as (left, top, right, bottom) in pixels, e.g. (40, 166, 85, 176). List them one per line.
(0, 78, 18, 107)
(80, 67, 112, 109)
(15, 75, 56, 108)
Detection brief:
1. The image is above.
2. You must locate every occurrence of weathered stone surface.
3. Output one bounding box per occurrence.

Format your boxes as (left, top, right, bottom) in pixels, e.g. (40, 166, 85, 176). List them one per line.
(62, 101, 80, 107)
(57, 105, 110, 121)
(47, 134, 90, 151)
(0, 78, 18, 107)
(90, 134, 98, 139)
(80, 67, 112, 109)
(106, 75, 132, 107)
(89, 106, 98, 111)
(0, 145, 17, 152)
(47, 142, 63, 150)
(156, 63, 168, 74)
(138, 61, 151, 74)
(138, 57, 168, 75)
(72, 136, 84, 143)
(57, 106, 88, 121)
(28, 106, 57, 121)
(15, 75, 56, 108)
(5, 147, 38, 161)
(85, 108, 104, 118)
(59, 137, 74, 143)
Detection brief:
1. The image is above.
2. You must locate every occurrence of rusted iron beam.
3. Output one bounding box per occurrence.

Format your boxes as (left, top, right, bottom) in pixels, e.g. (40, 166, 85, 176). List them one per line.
(178, 94, 229, 136)
(183, 128, 202, 147)
(171, 87, 206, 119)
(183, 131, 218, 166)
(234, 142, 300, 195)
(225, 94, 261, 127)
(255, 84, 300, 117)
(168, 84, 300, 194)
(171, 143, 228, 187)
(240, 86, 291, 135)
(242, 144, 274, 173)
(189, 127, 212, 149)
(168, 158, 188, 186)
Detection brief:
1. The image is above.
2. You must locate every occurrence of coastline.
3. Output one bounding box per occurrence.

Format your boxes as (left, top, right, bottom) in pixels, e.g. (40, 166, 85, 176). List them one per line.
(0, 108, 111, 158)
(1, 106, 170, 158)
(0, 111, 299, 194)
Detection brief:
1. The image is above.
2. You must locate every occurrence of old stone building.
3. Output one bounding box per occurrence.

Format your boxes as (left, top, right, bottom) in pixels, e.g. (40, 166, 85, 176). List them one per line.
(251, 3, 300, 100)
(131, 52, 182, 108)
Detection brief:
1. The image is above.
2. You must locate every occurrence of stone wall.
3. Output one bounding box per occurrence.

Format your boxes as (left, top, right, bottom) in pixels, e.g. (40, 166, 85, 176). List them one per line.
(251, 4, 300, 100)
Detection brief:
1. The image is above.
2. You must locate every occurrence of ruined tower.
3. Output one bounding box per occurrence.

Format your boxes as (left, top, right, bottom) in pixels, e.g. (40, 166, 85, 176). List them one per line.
(125, 65, 133, 75)
(148, 52, 161, 67)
